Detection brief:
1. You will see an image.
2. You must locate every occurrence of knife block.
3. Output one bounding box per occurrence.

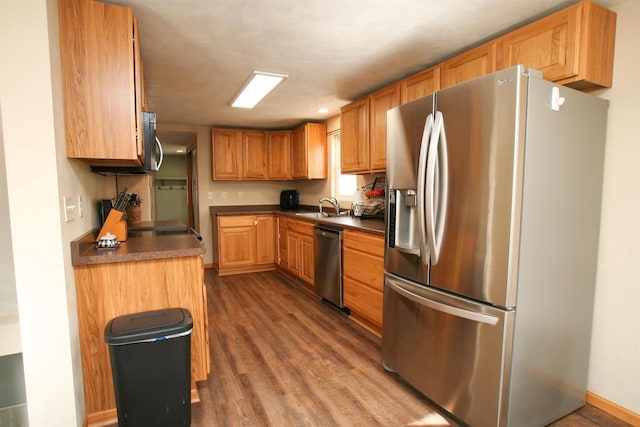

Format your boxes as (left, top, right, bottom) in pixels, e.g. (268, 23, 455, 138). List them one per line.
(97, 209, 128, 241)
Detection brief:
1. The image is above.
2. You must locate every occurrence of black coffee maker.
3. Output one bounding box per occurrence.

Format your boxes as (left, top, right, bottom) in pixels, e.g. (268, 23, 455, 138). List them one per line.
(280, 190, 299, 210)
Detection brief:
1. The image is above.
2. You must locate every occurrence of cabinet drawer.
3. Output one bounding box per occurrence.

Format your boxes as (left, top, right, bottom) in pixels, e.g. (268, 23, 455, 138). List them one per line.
(343, 246, 384, 292)
(219, 215, 255, 227)
(343, 230, 384, 258)
(343, 276, 383, 326)
(288, 219, 314, 236)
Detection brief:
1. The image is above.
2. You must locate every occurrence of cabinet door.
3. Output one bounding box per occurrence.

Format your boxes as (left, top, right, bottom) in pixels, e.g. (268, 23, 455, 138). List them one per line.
(500, 3, 580, 83)
(401, 66, 440, 104)
(291, 125, 308, 179)
(343, 231, 385, 329)
(212, 129, 242, 180)
(218, 216, 256, 267)
(287, 232, 300, 276)
(255, 216, 276, 265)
(242, 131, 268, 179)
(369, 84, 400, 172)
(59, 0, 141, 164)
(299, 234, 315, 285)
(340, 98, 370, 173)
(278, 218, 288, 269)
(267, 130, 292, 179)
(440, 41, 497, 89)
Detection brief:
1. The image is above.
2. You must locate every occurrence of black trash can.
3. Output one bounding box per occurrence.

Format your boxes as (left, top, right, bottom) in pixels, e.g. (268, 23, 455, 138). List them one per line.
(104, 307, 193, 427)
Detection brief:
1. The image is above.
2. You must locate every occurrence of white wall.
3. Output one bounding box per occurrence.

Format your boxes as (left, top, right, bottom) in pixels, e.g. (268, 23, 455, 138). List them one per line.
(0, 0, 114, 424)
(589, 0, 640, 415)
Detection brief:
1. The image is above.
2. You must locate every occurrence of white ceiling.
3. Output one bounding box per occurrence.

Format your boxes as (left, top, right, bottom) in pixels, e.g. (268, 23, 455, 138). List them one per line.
(107, 0, 622, 150)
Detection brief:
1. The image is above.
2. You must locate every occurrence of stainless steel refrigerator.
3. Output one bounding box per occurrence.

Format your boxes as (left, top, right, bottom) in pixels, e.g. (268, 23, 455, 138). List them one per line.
(383, 65, 608, 427)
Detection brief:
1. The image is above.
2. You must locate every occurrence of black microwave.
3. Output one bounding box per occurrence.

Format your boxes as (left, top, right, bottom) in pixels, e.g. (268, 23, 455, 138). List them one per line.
(90, 111, 163, 174)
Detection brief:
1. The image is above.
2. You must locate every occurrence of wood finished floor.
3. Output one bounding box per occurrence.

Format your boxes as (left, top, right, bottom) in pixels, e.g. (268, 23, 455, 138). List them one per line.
(190, 269, 630, 427)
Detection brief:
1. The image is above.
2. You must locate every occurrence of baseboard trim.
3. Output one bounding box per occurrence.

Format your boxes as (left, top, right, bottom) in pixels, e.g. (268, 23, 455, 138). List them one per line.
(586, 391, 640, 425)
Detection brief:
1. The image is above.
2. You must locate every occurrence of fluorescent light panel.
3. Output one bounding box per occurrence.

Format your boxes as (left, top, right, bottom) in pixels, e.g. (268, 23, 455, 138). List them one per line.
(232, 71, 288, 109)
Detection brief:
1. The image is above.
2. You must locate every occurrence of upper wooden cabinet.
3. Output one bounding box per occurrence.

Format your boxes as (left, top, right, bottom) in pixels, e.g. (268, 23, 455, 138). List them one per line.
(340, 98, 370, 174)
(400, 66, 441, 104)
(242, 131, 268, 179)
(291, 123, 327, 179)
(341, 84, 400, 174)
(440, 41, 498, 89)
(58, 0, 144, 165)
(212, 128, 242, 180)
(369, 84, 401, 172)
(267, 130, 292, 179)
(213, 125, 323, 181)
(499, 0, 616, 91)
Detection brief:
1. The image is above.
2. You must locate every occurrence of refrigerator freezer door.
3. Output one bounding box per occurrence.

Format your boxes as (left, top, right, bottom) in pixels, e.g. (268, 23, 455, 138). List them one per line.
(382, 273, 515, 427)
(385, 94, 434, 286)
(429, 67, 526, 308)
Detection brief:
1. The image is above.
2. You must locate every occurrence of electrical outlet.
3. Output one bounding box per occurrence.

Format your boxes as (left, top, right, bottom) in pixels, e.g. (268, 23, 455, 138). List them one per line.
(238, 191, 244, 200)
(207, 192, 214, 200)
(63, 196, 77, 222)
(221, 192, 227, 200)
(77, 194, 84, 218)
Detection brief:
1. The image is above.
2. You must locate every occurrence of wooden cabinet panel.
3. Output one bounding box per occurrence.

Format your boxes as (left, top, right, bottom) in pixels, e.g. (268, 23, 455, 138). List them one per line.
(343, 246, 384, 292)
(287, 232, 300, 276)
(401, 66, 440, 104)
(369, 84, 400, 172)
(212, 129, 242, 180)
(441, 41, 497, 89)
(342, 230, 385, 332)
(242, 131, 268, 179)
(343, 276, 383, 326)
(281, 219, 315, 284)
(501, 4, 579, 82)
(299, 234, 314, 285)
(340, 98, 370, 174)
(74, 256, 208, 423)
(217, 215, 277, 275)
(59, 0, 142, 165)
(256, 216, 276, 264)
(292, 123, 327, 179)
(500, 0, 616, 90)
(278, 217, 288, 270)
(218, 225, 255, 267)
(268, 130, 292, 179)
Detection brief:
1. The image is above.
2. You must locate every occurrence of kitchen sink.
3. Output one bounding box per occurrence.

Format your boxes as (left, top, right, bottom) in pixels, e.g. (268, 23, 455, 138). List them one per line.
(295, 212, 342, 218)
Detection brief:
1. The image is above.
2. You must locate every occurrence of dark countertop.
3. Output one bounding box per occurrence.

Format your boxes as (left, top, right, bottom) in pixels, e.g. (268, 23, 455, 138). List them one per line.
(71, 223, 204, 266)
(209, 205, 385, 235)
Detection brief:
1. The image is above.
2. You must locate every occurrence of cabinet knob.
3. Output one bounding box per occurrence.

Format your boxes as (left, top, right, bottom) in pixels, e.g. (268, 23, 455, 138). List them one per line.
(254, 220, 258, 226)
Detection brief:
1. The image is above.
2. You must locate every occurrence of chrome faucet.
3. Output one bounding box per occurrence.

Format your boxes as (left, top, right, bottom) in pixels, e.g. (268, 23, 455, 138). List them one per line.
(318, 196, 340, 216)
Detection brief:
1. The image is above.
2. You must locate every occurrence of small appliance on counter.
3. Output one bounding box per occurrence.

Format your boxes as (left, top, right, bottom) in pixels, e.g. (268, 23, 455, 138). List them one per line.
(280, 190, 299, 210)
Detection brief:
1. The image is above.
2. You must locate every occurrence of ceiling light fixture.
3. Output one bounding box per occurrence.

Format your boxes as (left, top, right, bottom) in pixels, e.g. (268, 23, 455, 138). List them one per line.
(231, 70, 288, 109)
(316, 107, 329, 113)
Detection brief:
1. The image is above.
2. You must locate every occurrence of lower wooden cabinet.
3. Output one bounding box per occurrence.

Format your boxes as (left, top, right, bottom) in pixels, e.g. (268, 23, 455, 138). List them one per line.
(217, 215, 277, 275)
(279, 217, 315, 287)
(74, 255, 209, 425)
(343, 230, 385, 334)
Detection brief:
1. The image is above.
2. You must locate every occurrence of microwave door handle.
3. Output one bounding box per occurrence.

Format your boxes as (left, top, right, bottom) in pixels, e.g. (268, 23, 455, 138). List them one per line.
(386, 277, 499, 326)
(154, 136, 164, 171)
(426, 111, 448, 266)
(417, 113, 434, 266)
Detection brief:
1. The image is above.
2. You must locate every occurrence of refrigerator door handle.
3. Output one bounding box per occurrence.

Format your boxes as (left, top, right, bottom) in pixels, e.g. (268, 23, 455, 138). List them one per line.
(425, 111, 449, 265)
(417, 113, 434, 265)
(387, 276, 498, 325)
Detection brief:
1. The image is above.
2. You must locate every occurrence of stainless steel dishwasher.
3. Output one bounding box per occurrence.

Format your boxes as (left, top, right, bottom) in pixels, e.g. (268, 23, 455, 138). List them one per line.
(313, 225, 344, 309)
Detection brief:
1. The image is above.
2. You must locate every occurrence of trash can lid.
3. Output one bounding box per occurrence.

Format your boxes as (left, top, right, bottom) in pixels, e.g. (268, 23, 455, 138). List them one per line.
(104, 307, 193, 345)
